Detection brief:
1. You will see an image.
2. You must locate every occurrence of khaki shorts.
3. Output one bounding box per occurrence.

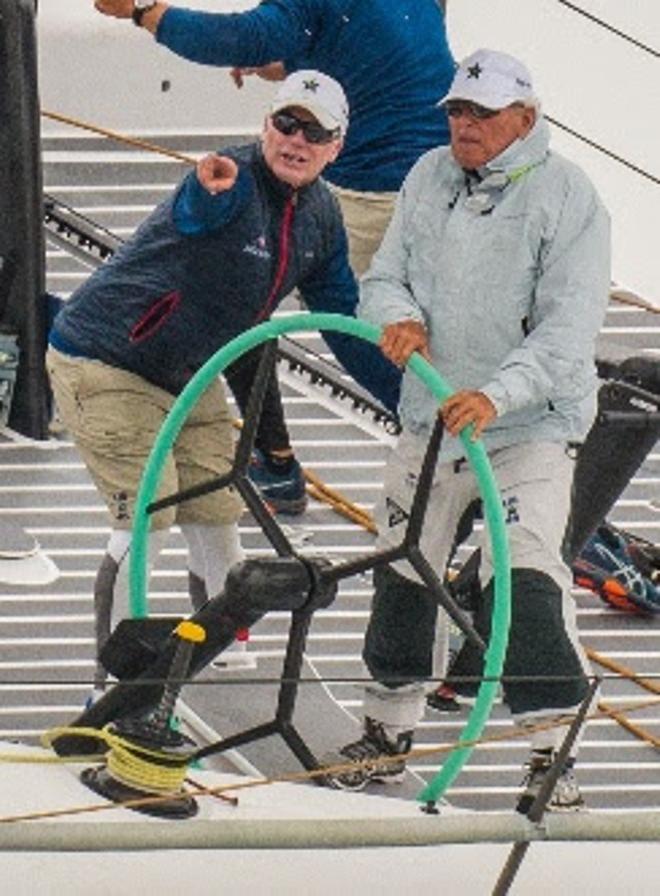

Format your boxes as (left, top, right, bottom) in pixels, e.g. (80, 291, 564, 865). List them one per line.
(47, 348, 243, 530)
(330, 184, 397, 277)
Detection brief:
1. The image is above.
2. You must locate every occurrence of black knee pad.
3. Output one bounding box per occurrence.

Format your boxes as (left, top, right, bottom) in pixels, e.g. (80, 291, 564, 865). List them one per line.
(449, 568, 588, 714)
(363, 564, 438, 687)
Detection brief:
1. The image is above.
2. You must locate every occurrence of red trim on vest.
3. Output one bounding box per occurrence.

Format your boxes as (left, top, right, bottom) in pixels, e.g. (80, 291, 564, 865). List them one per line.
(129, 290, 182, 343)
(254, 195, 296, 324)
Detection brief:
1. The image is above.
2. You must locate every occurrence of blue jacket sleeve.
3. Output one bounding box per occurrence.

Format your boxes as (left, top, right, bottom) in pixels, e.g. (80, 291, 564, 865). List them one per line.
(172, 165, 252, 235)
(300, 227, 401, 415)
(156, 1, 319, 68)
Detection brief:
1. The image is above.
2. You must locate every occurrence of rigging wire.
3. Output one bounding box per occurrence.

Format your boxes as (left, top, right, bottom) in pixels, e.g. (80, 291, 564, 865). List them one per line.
(555, 0, 660, 59)
(545, 114, 660, 186)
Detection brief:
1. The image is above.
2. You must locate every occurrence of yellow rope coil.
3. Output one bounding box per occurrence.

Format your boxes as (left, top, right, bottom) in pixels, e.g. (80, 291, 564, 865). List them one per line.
(40, 726, 194, 795)
(106, 740, 188, 794)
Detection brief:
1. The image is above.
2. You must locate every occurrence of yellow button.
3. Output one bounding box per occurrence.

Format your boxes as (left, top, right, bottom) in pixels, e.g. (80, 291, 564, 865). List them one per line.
(175, 620, 207, 643)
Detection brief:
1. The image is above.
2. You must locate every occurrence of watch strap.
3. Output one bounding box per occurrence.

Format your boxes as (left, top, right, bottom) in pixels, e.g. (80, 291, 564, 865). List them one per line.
(132, 2, 157, 26)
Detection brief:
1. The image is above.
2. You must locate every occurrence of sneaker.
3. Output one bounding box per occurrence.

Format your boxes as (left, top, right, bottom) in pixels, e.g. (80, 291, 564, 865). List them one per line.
(516, 752, 584, 814)
(426, 684, 461, 713)
(321, 717, 412, 792)
(572, 523, 660, 615)
(248, 450, 308, 515)
(573, 527, 635, 612)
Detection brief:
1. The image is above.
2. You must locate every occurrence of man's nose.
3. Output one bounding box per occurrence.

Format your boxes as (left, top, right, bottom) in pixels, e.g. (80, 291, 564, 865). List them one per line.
(452, 116, 477, 134)
(287, 127, 308, 146)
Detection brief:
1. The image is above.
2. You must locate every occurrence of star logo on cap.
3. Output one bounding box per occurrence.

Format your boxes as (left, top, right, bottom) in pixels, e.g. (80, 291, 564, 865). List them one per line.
(467, 63, 483, 79)
(303, 78, 320, 93)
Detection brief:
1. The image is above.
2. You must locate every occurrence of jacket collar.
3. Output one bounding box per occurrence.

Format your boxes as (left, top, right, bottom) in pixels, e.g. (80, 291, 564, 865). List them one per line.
(477, 117, 551, 178)
(254, 142, 314, 204)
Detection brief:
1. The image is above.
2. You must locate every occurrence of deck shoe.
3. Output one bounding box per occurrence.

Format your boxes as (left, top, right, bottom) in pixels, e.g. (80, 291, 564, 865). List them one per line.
(425, 684, 461, 713)
(321, 717, 412, 791)
(248, 449, 308, 515)
(516, 751, 584, 814)
(572, 523, 660, 615)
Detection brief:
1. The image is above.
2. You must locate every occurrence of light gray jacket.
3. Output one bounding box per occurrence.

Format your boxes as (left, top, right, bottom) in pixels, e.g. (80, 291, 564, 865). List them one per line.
(359, 118, 611, 461)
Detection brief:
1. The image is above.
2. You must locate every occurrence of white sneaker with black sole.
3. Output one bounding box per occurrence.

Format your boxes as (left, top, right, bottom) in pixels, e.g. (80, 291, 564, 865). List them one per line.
(320, 717, 412, 792)
(516, 751, 585, 814)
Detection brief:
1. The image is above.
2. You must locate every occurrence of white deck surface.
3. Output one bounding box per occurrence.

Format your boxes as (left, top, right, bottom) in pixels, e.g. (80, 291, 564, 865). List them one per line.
(1, 743, 660, 895)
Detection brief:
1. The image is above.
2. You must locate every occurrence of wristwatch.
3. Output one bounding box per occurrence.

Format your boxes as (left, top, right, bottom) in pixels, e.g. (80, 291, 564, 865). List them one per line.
(132, 0, 157, 27)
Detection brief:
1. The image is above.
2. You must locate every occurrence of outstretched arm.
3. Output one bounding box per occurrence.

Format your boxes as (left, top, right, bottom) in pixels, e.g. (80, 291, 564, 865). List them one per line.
(95, 1, 168, 33)
(173, 153, 251, 236)
(195, 153, 238, 195)
(95, 1, 316, 68)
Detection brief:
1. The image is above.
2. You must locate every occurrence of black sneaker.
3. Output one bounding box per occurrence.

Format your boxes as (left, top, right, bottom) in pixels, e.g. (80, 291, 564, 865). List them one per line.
(248, 450, 308, 515)
(516, 752, 584, 814)
(321, 717, 412, 791)
(426, 684, 461, 713)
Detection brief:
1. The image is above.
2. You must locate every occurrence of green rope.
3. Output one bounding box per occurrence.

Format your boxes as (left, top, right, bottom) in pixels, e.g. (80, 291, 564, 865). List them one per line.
(128, 312, 511, 804)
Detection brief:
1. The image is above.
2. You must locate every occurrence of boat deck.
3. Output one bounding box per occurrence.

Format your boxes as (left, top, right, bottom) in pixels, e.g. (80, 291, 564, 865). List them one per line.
(0, 133, 658, 814)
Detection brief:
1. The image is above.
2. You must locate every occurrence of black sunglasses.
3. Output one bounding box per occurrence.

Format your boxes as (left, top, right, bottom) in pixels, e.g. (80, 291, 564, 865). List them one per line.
(271, 111, 340, 145)
(445, 100, 501, 120)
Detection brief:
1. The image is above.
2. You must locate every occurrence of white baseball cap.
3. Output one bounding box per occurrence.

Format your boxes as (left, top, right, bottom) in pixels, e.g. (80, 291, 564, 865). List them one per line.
(441, 49, 536, 110)
(271, 70, 349, 137)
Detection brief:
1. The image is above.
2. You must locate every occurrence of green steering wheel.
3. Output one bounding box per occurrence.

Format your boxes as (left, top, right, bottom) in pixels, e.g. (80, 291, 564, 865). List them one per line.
(127, 312, 511, 805)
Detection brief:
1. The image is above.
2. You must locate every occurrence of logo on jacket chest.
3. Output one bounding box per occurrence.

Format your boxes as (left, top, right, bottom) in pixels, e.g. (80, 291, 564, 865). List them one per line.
(242, 235, 271, 260)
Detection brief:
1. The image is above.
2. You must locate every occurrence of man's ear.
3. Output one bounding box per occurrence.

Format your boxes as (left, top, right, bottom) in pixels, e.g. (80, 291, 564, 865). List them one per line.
(327, 138, 344, 163)
(519, 107, 537, 138)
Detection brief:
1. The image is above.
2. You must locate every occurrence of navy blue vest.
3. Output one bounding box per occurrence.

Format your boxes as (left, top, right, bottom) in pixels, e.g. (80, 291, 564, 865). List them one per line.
(52, 144, 347, 395)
